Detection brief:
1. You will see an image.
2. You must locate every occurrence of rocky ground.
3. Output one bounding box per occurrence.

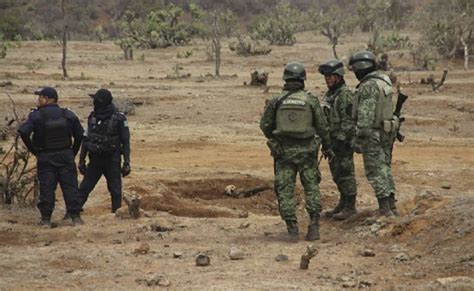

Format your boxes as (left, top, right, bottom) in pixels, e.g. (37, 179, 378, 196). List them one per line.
(0, 32, 473, 289)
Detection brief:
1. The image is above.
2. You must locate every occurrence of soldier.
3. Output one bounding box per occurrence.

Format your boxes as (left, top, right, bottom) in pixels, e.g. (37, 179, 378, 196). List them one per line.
(318, 59, 358, 220)
(18, 87, 84, 227)
(260, 62, 333, 242)
(75, 89, 130, 215)
(349, 51, 399, 217)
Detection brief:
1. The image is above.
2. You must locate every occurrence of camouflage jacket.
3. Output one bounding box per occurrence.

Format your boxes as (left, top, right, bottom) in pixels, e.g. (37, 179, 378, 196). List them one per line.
(353, 71, 391, 137)
(260, 89, 331, 151)
(321, 83, 355, 142)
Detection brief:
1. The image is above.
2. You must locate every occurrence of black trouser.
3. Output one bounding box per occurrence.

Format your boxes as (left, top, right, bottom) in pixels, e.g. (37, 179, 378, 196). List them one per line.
(79, 151, 122, 212)
(37, 149, 81, 218)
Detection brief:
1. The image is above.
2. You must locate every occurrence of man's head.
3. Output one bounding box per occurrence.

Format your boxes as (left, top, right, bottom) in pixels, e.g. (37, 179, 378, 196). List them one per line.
(89, 88, 113, 109)
(282, 62, 306, 83)
(349, 50, 377, 80)
(34, 87, 58, 107)
(318, 59, 345, 89)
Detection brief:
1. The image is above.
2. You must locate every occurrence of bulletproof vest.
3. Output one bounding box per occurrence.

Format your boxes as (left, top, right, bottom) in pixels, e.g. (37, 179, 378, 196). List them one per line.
(273, 90, 316, 139)
(352, 73, 393, 129)
(324, 85, 351, 132)
(36, 108, 72, 150)
(84, 112, 120, 154)
(372, 74, 394, 128)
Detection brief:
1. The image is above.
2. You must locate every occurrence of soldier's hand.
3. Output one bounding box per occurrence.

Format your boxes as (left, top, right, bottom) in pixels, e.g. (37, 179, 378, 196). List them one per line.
(353, 137, 364, 154)
(322, 149, 335, 162)
(78, 161, 87, 175)
(121, 162, 131, 177)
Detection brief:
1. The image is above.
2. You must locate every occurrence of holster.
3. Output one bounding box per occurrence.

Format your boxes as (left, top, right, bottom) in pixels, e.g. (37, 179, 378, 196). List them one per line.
(266, 139, 283, 157)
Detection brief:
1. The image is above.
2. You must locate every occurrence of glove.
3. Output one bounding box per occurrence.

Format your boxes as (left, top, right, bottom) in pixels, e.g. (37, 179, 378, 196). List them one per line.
(353, 137, 364, 154)
(322, 149, 335, 161)
(78, 160, 87, 175)
(121, 162, 131, 177)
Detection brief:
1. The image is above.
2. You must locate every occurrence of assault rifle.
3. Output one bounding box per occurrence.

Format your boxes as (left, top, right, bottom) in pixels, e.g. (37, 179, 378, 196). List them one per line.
(394, 88, 408, 143)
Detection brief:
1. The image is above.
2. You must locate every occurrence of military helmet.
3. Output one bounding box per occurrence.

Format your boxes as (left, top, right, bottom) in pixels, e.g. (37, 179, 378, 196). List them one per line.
(282, 62, 306, 81)
(318, 59, 345, 76)
(349, 50, 376, 71)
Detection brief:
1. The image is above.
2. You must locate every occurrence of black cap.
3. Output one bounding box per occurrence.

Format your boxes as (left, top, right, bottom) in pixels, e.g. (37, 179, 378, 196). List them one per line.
(34, 87, 58, 100)
(89, 88, 113, 105)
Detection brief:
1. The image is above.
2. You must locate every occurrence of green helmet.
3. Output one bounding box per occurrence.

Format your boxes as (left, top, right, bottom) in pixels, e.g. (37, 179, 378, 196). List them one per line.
(318, 59, 345, 76)
(349, 50, 376, 71)
(282, 62, 306, 81)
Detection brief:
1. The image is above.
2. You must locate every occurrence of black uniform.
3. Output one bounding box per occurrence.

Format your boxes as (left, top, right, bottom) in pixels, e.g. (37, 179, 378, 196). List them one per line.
(79, 103, 130, 212)
(18, 104, 84, 219)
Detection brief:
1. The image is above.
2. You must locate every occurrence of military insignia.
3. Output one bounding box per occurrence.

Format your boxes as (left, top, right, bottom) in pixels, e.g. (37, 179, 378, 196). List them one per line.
(288, 112, 298, 121)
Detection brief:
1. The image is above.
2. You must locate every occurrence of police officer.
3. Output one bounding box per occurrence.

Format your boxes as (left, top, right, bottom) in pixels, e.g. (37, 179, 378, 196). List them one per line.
(349, 51, 399, 217)
(318, 59, 358, 220)
(260, 62, 332, 242)
(18, 87, 84, 227)
(77, 89, 130, 214)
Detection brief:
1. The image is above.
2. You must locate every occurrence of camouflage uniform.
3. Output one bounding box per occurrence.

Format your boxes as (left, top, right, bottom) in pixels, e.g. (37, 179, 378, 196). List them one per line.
(353, 71, 396, 199)
(322, 83, 357, 199)
(260, 87, 331, 222)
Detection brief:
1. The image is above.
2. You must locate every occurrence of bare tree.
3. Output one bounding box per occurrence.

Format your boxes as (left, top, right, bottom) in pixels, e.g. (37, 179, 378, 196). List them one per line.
(210, 10, 221, 77)
(61, 0, 68, 78)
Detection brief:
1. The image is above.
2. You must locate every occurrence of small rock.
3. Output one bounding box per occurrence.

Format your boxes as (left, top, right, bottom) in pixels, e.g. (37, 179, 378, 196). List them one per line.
(196, 254, 210, 266)
(173, 252, 184, 258)
(229, 247, 245, 260)
(275, 254, 289, 262)
(158, 277, 170, 287)
(370, 224, 381, 233)
(239, 211, 249, 218)
(143, 273, 170, 286)
(441, 184, 452, 190)
(432, 276, 474, 290)
(359, 280, 373, 288)
(359, 249, 376, 257)
(134, 242, 150, 255)
(342, 281, 357, 288)
(239, 222, 250, 229)
(394, 252, 410, 262)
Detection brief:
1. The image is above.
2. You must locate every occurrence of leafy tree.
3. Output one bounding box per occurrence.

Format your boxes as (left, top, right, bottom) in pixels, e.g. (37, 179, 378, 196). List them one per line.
(114, 10, 144, 60)
(249, 1, 301, 46)
(319, 8, 357, 59)
(0, 34, 8, 59)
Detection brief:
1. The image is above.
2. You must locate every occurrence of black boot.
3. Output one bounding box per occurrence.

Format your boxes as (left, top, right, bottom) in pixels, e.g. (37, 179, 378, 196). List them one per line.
(71, 213, 85, 225)
(323, 195, 346, 218)
(62, 211, 71, 221)
(305, 214, 320, 241)
(377, 197, 395, 217)
(39, 215, 52, 228)
(285, 220, 299, 243)
(333, 195, 357, 220)
(389, 193, 400, 216)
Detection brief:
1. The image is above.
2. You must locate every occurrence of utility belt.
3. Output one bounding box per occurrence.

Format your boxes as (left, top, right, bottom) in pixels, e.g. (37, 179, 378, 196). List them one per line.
(267, 136, 319, 158)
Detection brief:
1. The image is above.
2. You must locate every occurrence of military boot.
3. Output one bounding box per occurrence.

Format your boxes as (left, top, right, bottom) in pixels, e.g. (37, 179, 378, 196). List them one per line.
(62, 211, 71, 221)
(377, 197, 395, 217)
(71, 213, 85, 225)
(305, 214, 320, 241)
(323, 195, 346, 218)
(389, 193, 400, 216)
(333, 195, 357, 220)
(39, 215, 52, 229)
(285, 220, 299, 243)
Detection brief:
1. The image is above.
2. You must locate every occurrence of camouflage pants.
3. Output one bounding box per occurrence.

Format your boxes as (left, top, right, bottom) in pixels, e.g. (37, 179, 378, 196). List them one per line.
(361, 130, 396, 199)
(329, 139, 357, 197)
(274, 144, 321, 222)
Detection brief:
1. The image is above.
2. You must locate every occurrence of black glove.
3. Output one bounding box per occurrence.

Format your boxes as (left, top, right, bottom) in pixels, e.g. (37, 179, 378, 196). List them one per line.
(322, 149, 335, 161)
(353, 137, 364, 154)
(121, 162, 131, 177)
(78, 160, 87, 175)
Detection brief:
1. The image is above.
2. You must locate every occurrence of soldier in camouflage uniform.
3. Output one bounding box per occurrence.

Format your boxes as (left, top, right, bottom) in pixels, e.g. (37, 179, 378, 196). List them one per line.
(318, 59, 358, 220)
(260, 62, 332, 242)
(349, 51, 399, 217)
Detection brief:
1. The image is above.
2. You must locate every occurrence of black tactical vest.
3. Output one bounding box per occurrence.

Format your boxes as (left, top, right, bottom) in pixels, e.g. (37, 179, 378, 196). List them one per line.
(84, 112, 120, 154)
(37, 109, 72, 150)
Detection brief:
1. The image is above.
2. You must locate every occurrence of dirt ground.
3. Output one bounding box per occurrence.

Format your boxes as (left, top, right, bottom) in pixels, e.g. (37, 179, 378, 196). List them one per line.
(0, 32, 473, 290)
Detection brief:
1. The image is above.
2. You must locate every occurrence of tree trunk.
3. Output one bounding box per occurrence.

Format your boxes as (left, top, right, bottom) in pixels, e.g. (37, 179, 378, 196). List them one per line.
(460, 35, 469, 70)
(123, 48, 128, 60)
(332, 43, 339, 60)
(129, 48, 133, 61)
(212, 11, 221, 77)
(61, 0, 68, 79)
